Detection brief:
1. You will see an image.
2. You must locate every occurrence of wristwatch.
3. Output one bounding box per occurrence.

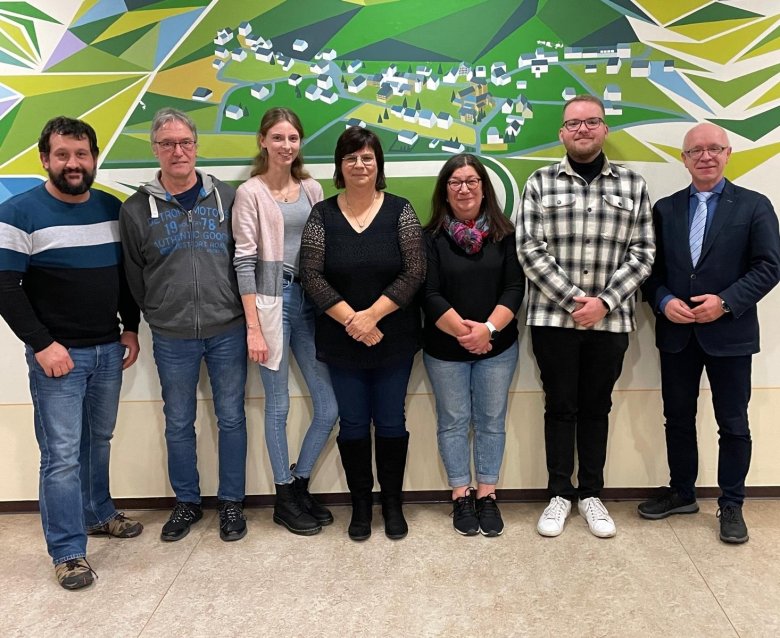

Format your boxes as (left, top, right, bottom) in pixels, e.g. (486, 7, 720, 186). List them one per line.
(720, 298, 732, 314)
(484, 321, 499, 341)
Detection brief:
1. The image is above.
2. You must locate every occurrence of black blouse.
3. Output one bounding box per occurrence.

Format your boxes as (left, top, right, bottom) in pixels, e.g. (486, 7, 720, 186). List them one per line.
(300, 193, 426, 369)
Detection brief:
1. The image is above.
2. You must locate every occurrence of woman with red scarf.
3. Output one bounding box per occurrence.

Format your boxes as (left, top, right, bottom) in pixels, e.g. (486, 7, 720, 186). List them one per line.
(422, 153, 525, 537)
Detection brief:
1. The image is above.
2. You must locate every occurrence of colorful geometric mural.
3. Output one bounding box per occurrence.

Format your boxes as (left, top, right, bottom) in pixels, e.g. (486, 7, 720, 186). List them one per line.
(0, 0, 778, 218)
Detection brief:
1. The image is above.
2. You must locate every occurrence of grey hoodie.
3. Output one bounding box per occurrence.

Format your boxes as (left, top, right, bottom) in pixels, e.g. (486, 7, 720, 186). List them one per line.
(119, 170, 244, 339)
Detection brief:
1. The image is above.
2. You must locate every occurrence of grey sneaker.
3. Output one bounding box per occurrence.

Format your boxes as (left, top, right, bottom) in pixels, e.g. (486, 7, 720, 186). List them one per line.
(55, 557, 96, 591)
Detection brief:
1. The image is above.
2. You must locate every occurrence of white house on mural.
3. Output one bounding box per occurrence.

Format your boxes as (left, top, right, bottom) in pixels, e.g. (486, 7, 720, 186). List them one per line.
(502, 99, 514, 114)
(664, 59, 675, 72)
(346, 118, 366, 129)
(277, 54, 293, 71)
(490, 62, 506, 78)
(603, 100, 622, 116)
(457, 61, 472, 79)
(442, 140, 465, 154)
(244, 33, 260, 47)
(212, 58, 224, 70)
(403, 108, 418, 124)
(585, 63, 597, 74)
(214, 45, 229, 59)
(192, 87, 212, 101)
(320, 89, 338, 104)
(443, 67, 459, 84)
(238, 21, 251, 36)
(505, 120, 522, 138)
(292, 39, 308, 52)
(214, 28, 233, 46)
(255, 48, 273, 63)
(531, 59, 548, 78)
(518, 52, 534, 68)
(347, 60, 363, 73)
(347, 75, 367, 93)
(604, 84, 621, 101)
(429, 139, 441, 149)
(564, 47, 583, 59)
(288, 73, 302, 86)
(225, 105, 246, 120)
(562, 87, 576, 101)
(320, 48, 337, 60)
(310, 60, 328, 74)
(304, 85, 322, 101)
(317, 74, 333, 90)
(426, 75, 440, 90)
(486, 127, 501, 144)
(494, 72, 511, 86)
(631, 59, 650, 77)
(516, 79, 527, 89)
(384, 63, 398, 77)
(231, 48, 246, 62)
(391, 105, 404, 118)
(251, 84, 270, 100)
(398, 130, 418, 146)
(475, 65, 486, 78)
(617, 42, 631, 58)
(606, 57, 622, 74)
(418, 109, 436, 127)
(376, 84, 392, 102)
(416, 65, 432, 76)
(437, 112, 453, 129)
(254, 39, 272, 52)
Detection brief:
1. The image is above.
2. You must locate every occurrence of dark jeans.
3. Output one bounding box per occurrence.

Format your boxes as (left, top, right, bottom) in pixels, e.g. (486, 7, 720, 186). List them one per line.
(531, 327, 629, 500)
(660, 338, 752, 507)
(328, 356, 415, 440)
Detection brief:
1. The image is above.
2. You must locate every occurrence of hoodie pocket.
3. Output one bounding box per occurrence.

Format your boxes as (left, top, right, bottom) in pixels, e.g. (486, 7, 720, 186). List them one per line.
(147, 282, 197, 331)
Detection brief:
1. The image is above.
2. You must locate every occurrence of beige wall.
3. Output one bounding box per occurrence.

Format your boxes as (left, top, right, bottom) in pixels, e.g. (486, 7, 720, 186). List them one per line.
(3, 300, 780, 501)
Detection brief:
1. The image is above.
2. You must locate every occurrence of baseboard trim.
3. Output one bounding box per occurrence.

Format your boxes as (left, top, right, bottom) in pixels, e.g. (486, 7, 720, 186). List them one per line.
(1, 486, 779, 514)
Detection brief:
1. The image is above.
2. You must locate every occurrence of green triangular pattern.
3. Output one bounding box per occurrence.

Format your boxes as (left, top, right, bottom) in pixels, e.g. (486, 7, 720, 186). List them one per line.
(136, 0, 210, 9)
(0, 28, 32, 62)
(0, 2, 60, 22)
(686, 63, 780, 107)
(669, 2, 762, 26)
(70, 14, 118, 44)
(46, 44, 147, 73)
(740, 24, 780, 60)
(0, 98, 21, 144)
(93, 21, 155, 57)
(711, 104, 780, 142)
(749, 81, 780, 109)
(119, 23, 159, 69)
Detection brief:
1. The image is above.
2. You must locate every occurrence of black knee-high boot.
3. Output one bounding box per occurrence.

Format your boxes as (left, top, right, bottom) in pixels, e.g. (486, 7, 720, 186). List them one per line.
(337, 436, 374, 541)
(375, 433, 409, 540)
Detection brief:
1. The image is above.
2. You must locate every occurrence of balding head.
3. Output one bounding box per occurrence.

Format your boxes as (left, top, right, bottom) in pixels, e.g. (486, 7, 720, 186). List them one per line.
(681, 123, 731, 191)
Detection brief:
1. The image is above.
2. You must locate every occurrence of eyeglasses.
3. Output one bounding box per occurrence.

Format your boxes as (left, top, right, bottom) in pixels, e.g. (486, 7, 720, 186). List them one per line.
(342, 154, 376, 167)
(683, 145, 729, 159)
(447, 178, 482, 192)
(562, 117, 604, 132)
(154, 139, 196, 152)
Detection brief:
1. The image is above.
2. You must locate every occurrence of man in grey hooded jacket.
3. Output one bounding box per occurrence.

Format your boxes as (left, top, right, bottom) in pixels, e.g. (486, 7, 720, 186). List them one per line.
(119, 108, 248, 543)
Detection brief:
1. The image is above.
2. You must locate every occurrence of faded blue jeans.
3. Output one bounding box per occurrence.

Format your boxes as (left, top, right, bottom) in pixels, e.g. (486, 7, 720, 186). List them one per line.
(259, 280, 338, 484)
(152, 324, 248, 503)
(26, 341, 126, 565)
(424, 342, 518, 487)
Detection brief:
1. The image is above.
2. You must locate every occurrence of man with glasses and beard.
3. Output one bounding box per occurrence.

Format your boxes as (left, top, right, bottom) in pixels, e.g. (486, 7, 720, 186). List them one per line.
(516, 95, 655, 539)
(0, 116, 143, 591)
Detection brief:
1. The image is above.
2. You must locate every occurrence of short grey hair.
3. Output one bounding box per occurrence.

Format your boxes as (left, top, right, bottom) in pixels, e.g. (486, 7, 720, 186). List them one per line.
(150, 107, 197, 143)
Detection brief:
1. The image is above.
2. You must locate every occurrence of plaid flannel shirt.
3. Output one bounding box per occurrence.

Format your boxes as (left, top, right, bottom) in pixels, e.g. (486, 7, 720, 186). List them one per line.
(515, 155, 655, 332)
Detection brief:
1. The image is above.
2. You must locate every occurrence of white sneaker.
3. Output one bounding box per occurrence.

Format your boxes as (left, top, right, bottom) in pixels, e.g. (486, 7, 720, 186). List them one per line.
(578, 497, 616, 538)
(537, 496, 572, 537)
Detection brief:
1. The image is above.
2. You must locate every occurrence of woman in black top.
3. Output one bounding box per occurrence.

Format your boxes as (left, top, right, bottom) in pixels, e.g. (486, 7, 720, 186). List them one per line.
(422, 153, 524, 537)
(300, 127, 425, 541)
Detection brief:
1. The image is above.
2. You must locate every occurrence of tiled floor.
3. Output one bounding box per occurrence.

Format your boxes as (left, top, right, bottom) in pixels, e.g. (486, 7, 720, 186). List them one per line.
(2, 500, 779, 637)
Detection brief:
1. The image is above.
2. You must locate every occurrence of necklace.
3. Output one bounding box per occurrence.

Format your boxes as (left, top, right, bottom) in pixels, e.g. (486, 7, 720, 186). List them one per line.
(261, 176, 293, 202)
(344, 192, 378, 228)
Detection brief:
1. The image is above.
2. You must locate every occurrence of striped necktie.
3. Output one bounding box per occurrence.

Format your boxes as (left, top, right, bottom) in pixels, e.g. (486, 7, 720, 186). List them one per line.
(689, 191, 712, 267)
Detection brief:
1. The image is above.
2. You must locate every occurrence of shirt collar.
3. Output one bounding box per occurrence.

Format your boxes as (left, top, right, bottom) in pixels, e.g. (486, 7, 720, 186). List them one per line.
(690, 178, 725, 197)
(557, 154, 615, 179)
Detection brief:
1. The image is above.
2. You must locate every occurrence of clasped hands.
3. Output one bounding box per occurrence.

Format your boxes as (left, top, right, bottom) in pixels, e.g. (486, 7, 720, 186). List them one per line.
(457, 319, 492, 355)
(345, 309, 384, 347)
(664, 294, 725, 324)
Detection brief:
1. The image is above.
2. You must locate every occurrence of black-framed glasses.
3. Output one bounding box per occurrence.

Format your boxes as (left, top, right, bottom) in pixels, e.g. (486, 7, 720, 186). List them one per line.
(447, 177, 482, 192)
(683, 145, 729, 159)
(154, 139, 196, 152)
(562, 117, 604, 132)
(342, 154, 376, 167)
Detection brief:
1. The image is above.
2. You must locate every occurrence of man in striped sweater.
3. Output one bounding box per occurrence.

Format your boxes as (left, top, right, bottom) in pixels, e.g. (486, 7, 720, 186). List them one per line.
(0, 117, 143, 591)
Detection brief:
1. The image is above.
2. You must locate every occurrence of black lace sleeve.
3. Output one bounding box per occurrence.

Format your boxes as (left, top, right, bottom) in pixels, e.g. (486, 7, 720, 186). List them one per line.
(300, 202, 344, 312)
(382, 200, 426, 308)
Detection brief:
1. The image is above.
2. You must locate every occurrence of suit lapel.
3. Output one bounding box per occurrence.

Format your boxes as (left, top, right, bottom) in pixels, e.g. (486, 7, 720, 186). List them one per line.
(699, 180, 735, 265)
(670, 188, 691, 265)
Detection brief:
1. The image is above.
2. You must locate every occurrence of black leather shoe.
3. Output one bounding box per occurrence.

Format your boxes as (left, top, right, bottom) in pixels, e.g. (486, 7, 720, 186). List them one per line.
(161, 502, 203, 542)
(292, 469, 334, 526)
(218, 500, 247, 541)
(273, 482, 321, 535)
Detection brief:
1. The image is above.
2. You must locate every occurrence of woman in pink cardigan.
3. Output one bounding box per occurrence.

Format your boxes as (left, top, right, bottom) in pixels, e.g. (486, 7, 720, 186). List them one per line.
(233, 108, 338, 536)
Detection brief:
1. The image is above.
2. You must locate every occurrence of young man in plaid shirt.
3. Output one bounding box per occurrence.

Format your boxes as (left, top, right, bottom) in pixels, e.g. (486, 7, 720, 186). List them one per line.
(515, 95, 655, 538)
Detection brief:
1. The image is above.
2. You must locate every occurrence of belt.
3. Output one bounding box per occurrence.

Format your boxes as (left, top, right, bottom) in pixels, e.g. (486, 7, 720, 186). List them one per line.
(282, 270, 301, 284)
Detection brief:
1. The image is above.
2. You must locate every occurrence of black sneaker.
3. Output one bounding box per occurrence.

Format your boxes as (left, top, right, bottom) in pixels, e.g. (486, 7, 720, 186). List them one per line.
(451, 488, 479, 536)
(161, 502, 203, 542)
(218, 500, 247, 542)
(476, 493, 504, 537)
(638, 488, 699, 520)
(718, 504, 749, 544)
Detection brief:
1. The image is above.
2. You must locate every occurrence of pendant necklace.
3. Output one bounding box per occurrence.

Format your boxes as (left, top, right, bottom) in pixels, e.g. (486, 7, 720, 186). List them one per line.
(345, 192, 377, 228)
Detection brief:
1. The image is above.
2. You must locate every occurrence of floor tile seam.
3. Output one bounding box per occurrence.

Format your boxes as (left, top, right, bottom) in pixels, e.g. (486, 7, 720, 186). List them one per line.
(135, 512, 215, 637)
(670, 522, 741, 638)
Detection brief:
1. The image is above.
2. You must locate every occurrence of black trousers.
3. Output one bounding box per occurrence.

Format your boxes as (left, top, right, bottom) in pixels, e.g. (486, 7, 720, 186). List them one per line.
(531, 327, 629, 500)
(659, 337, 752, 507)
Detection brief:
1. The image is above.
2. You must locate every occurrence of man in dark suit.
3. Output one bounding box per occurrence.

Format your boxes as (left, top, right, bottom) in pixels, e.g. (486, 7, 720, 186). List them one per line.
(639, 123, 780, 543)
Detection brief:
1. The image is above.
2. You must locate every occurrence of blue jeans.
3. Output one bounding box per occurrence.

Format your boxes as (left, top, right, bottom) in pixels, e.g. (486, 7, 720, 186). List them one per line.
(328, 356, 415, 440)
(260, 281, 338, 484)
(152, 324, 248, 503)
(424, 342, 518, 487)
(26, 341, 125, 565)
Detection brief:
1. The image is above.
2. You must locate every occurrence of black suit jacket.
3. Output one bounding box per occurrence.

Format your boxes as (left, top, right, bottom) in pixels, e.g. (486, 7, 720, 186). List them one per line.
(643, 179, 780, 356)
